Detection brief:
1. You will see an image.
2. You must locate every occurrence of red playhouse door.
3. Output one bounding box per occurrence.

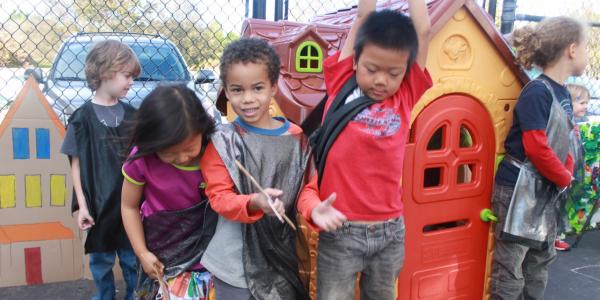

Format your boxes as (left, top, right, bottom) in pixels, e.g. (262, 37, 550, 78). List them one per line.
(25, 247, 43, 285)
(398, 95, 495, 300)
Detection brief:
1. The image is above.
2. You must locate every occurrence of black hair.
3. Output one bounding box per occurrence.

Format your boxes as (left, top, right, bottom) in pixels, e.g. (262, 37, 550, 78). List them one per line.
(354, 10, 418, 71)
(126, 84, 216, 161)
(219, 37, 280, 85)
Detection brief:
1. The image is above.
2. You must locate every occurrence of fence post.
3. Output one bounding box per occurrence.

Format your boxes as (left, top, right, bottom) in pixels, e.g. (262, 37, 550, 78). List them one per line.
(253, 0, 267, 19)
(275, 0, 283, 21)
(245, 0, 250, 18)
(487, 0, 497, 22)
(500, 0, 517, 34)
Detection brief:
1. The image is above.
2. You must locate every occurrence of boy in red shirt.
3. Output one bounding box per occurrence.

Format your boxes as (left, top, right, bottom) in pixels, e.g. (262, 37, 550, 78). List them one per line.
(313, 0, 433, 299)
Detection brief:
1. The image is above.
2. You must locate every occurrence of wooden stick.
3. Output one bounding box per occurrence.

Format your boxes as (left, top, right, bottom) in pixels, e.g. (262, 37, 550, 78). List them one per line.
(156, 266, 170, 300)
(235, 160, 297, 231)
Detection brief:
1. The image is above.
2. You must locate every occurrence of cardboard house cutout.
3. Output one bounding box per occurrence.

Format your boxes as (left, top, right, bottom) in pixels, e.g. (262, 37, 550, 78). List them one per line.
(0, 77, 83, 287)
(222, 0, 530, 299)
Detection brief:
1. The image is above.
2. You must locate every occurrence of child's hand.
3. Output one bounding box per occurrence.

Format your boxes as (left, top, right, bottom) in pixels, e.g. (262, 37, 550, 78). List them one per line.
(139, 251, 164, 280)
(77, 207, 95, 230)
(311, 193, 347, 232)
(250, 188, 285, 217)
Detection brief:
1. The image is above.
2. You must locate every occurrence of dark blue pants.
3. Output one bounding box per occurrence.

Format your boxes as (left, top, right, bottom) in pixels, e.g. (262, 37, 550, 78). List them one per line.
(89, 248, 137, 300)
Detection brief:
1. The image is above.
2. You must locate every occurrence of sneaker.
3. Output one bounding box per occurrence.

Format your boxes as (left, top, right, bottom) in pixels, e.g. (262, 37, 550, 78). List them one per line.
(554, 239, 571, 251)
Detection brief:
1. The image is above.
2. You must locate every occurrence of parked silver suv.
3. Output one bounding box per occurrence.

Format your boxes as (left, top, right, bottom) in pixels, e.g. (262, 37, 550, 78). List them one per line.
(30, 32, 221, 123)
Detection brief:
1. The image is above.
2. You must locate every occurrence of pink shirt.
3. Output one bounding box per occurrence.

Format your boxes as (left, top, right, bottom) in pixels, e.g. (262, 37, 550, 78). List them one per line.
(122, 147, 207, 217)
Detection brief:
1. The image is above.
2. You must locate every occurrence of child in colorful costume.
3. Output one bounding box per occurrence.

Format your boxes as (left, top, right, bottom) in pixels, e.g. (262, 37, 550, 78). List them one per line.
(121, 85, 218, 300)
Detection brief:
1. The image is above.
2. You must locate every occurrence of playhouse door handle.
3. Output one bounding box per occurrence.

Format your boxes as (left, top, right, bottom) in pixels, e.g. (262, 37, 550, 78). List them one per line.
(480, 208, 497, 222)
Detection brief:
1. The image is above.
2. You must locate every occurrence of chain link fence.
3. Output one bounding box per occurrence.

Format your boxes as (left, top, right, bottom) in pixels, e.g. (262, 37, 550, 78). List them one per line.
(485, 0, 600, 115)
(0, 0, 598, 122)
(0, 0, 354, 123)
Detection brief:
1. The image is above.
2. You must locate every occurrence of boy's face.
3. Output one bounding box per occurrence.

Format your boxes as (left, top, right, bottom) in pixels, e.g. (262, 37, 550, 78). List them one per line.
(354, 43, 410, 101)
(224, 62, 276, 128)
(570, 35, 589, 77)
(573, 96, 589, 118)
(99, 69, 135, 100)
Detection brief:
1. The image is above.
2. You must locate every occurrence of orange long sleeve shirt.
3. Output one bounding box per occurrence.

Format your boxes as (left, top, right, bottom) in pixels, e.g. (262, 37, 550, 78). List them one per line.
(200, 140, 321, 225)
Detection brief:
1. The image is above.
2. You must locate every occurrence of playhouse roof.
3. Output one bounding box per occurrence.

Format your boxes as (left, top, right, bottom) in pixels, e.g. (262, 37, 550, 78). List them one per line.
(223, 0, 528, 123)
(241, 18, 349, 56)
(0, 77, 65, 139)
(312, 0, 528, 84)
(273, 25, 329, 48)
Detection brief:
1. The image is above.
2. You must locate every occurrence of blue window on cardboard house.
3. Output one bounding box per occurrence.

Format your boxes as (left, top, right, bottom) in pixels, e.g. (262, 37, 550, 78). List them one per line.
(35, 128, 50, 159)
(11, 128, 50, 159)
(12, 128, 29, 159)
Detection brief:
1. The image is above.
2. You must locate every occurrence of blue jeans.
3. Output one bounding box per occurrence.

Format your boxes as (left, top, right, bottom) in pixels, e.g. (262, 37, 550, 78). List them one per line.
(89, 248, 138, 300)
(317, 217, 405, 300)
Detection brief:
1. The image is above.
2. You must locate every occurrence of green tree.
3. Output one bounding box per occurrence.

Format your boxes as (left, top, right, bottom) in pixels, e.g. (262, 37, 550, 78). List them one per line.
(0, 0, 240, 69)
(72, 0, 150, 32)
(0, 8, 76, 67)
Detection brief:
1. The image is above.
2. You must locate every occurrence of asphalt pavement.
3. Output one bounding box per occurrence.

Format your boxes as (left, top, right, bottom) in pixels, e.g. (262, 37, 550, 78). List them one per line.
(2, 231, 600, 299)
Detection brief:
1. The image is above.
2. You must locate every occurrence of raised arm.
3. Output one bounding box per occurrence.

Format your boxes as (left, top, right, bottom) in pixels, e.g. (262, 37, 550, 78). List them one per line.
(408, 0, 431, 68)
(339, 0, 377, 61)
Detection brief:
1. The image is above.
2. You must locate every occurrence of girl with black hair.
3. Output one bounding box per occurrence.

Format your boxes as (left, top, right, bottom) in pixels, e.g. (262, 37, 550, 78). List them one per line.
(121, 85, 218, 300)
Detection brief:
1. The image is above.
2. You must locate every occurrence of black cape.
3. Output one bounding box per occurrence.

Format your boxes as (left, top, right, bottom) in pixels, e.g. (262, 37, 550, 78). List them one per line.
(135, 200, 217, 299)
(68, 100, 135, 253)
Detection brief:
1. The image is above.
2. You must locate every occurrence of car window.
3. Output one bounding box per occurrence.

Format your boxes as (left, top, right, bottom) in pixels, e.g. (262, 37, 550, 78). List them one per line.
(131, 43, 189, 81)
(53, 42, 87, 80)
(52, 39, 189, 82)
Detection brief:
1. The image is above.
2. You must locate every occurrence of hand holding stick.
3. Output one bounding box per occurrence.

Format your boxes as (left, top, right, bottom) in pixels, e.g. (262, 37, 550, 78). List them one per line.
(234, 160, 297, 231)
(155, 264, 170, 300)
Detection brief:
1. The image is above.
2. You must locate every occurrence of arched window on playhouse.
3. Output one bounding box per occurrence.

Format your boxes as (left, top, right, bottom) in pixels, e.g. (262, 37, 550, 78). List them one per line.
(295, 41, 323, 73)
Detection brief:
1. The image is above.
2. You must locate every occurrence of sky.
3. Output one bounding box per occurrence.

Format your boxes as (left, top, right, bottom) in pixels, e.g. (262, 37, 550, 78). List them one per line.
(512, 0, 599, 17)
(274, 0, 600, 24)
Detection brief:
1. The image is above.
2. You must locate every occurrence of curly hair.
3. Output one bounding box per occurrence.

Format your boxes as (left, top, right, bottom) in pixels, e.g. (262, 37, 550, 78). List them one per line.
(85, 40, 141, 91)
(219, 38, 280, 85)
(512, 16, 586, 70)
